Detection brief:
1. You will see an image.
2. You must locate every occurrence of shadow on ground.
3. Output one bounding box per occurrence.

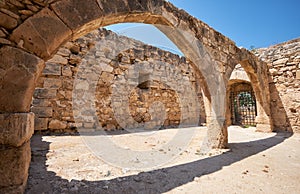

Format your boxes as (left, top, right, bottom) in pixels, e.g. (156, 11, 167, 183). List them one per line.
(25, 130, 293, 194)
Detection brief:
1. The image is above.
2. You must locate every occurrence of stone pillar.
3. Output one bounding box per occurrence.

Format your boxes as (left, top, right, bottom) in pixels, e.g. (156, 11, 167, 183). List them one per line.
(201, 116, 228, 152)
(0, 46, 44, 193)
(0, 113, 34, 193)
(255, 102, 273, 132)
(201, 92, 228, 152)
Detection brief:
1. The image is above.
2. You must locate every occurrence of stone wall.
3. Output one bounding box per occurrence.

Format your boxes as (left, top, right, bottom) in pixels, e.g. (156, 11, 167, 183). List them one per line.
(31, 28, 205, 132)
(256, 38, 300, 132)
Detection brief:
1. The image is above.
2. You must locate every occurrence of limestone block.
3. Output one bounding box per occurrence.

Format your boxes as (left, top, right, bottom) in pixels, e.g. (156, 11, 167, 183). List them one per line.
(0, 37, 12, 45)
(47, 54, 68, 65)
(269, 68, 278, 76)
(31, 107, 53, 118)
(34, 117, 48, 130)
(0, 113, 34, 147)
(10, 8, 72, 59)
(0, 46, 44, 112)
(273, 58, 289, 66)
(49, 119, 67, 129)
(57, 48, 71, 57)
(31, 99, 51, 107)
(43, 62, 61, 76)
(62, 66, 73, 77)
(43, 78, 62, 89)
(34, 88, 57, 99)
(99, 63, 114, 73)
(0, 141, 31, 194)
(0, 8, 19, 20)
(101, 72, 114, 83)
(296, 70, 300, 80)
(51, 0, 103, 39)
(0, 12, 18, 30)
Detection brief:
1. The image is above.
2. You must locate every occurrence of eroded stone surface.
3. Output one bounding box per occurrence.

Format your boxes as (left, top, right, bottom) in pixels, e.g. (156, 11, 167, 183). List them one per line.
(0, 113, 34, 147)
(0, 141, 31, 193)
(10, 8, 72, 59)
(0, 46, 44, 113)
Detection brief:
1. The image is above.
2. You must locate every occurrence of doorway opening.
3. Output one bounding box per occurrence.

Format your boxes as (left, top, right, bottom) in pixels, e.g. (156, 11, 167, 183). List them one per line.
(229, 82, 257, 127)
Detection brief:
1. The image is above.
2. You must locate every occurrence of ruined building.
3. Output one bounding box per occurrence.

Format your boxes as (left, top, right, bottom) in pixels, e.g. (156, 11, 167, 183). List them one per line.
(0, 0, 299, 193)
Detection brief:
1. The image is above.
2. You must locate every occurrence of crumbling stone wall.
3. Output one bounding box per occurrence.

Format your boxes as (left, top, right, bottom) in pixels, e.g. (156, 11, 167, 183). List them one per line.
(256, 38, 300, 132)
(31, 28, 205, 132)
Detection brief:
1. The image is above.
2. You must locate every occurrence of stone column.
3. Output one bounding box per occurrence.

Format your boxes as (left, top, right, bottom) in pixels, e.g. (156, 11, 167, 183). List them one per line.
(201, 92, 228, 152)
(0, 46, 44, 193)
(0, 113, 34, 193)
(255, 102, 273, 132)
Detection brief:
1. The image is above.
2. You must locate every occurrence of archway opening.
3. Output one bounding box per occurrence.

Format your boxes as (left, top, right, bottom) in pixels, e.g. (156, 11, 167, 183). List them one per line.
(229, 81, 257, 127)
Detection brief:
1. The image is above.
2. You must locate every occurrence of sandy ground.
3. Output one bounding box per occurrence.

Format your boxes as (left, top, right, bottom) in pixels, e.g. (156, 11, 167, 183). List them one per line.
(26, 126, 300, 194)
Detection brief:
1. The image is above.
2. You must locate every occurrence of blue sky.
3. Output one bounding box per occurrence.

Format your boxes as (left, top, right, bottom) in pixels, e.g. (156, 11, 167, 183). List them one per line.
(106, 0, 300, 54)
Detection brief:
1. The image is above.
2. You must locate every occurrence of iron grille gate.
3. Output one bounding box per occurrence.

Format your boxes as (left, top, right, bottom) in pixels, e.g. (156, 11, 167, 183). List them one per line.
(230, 90, 257, 126)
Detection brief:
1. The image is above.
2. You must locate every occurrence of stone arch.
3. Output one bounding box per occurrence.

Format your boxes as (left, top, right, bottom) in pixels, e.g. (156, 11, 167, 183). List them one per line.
(0, 1, 273, 192)
(225, 50, 274, 132)
(3, 0, 242, 149)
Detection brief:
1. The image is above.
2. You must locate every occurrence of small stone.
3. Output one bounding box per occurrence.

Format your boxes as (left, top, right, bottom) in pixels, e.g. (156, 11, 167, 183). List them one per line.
(0, 29, 6, 37)
(62, 66, 73, 77)
(34, 88, 57, 99)
(26, 5, 40, 12)
(0, 12, 18, 29)
(57, 48, 71, 57)
(43, 62, 62, 76)
(49, 120, 67, 129)
(47, 55, 68, 65)
(0, 38, 12, 45)
(99, 63, 114, 72)
(296, 70, 300, 80)
(269, 68, 278, 75)
(19, 9, 34, 16)
(31, 107, 53, 118)
(34, 118, 48, 130)
(70, 45, 80, 54)
(0, 9, 18, 19)
(43, 78, 62, 89)
(273, 58, 289, 66)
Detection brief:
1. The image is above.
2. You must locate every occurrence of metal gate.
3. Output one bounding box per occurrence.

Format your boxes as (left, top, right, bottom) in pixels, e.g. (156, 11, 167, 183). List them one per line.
(230, 90, 257, 126)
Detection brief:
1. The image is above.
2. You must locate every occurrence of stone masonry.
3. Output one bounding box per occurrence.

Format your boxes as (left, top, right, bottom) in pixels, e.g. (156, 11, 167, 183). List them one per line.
(256, 38, 300, 132)
(31, 28, 205, 132)
(0, 0, 277, 192)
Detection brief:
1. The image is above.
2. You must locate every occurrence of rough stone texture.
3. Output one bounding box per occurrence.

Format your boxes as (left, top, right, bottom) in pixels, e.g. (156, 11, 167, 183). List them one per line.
(0, 113, 34, 147)
(0, 1, 277, 192)
(31, 28, 205, 132)
(256, 38, 300, 132)
(10, 8, 72, 59)
(34, 118, 48, 131)
(0, 141, 31, 194)
(42, 62, 62, 76)
(0, 46, 44, 113)
(0, 0, 274, 150)
(51, 0, 104, 39)
(0, 11, 18, 30)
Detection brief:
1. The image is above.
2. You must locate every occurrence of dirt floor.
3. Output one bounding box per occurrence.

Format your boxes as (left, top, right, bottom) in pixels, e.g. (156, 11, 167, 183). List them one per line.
(25, 126, 300, 194)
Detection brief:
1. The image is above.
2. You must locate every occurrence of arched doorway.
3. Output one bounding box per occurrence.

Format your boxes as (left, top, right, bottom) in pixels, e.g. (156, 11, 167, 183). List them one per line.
(229, 82, 257, 127)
